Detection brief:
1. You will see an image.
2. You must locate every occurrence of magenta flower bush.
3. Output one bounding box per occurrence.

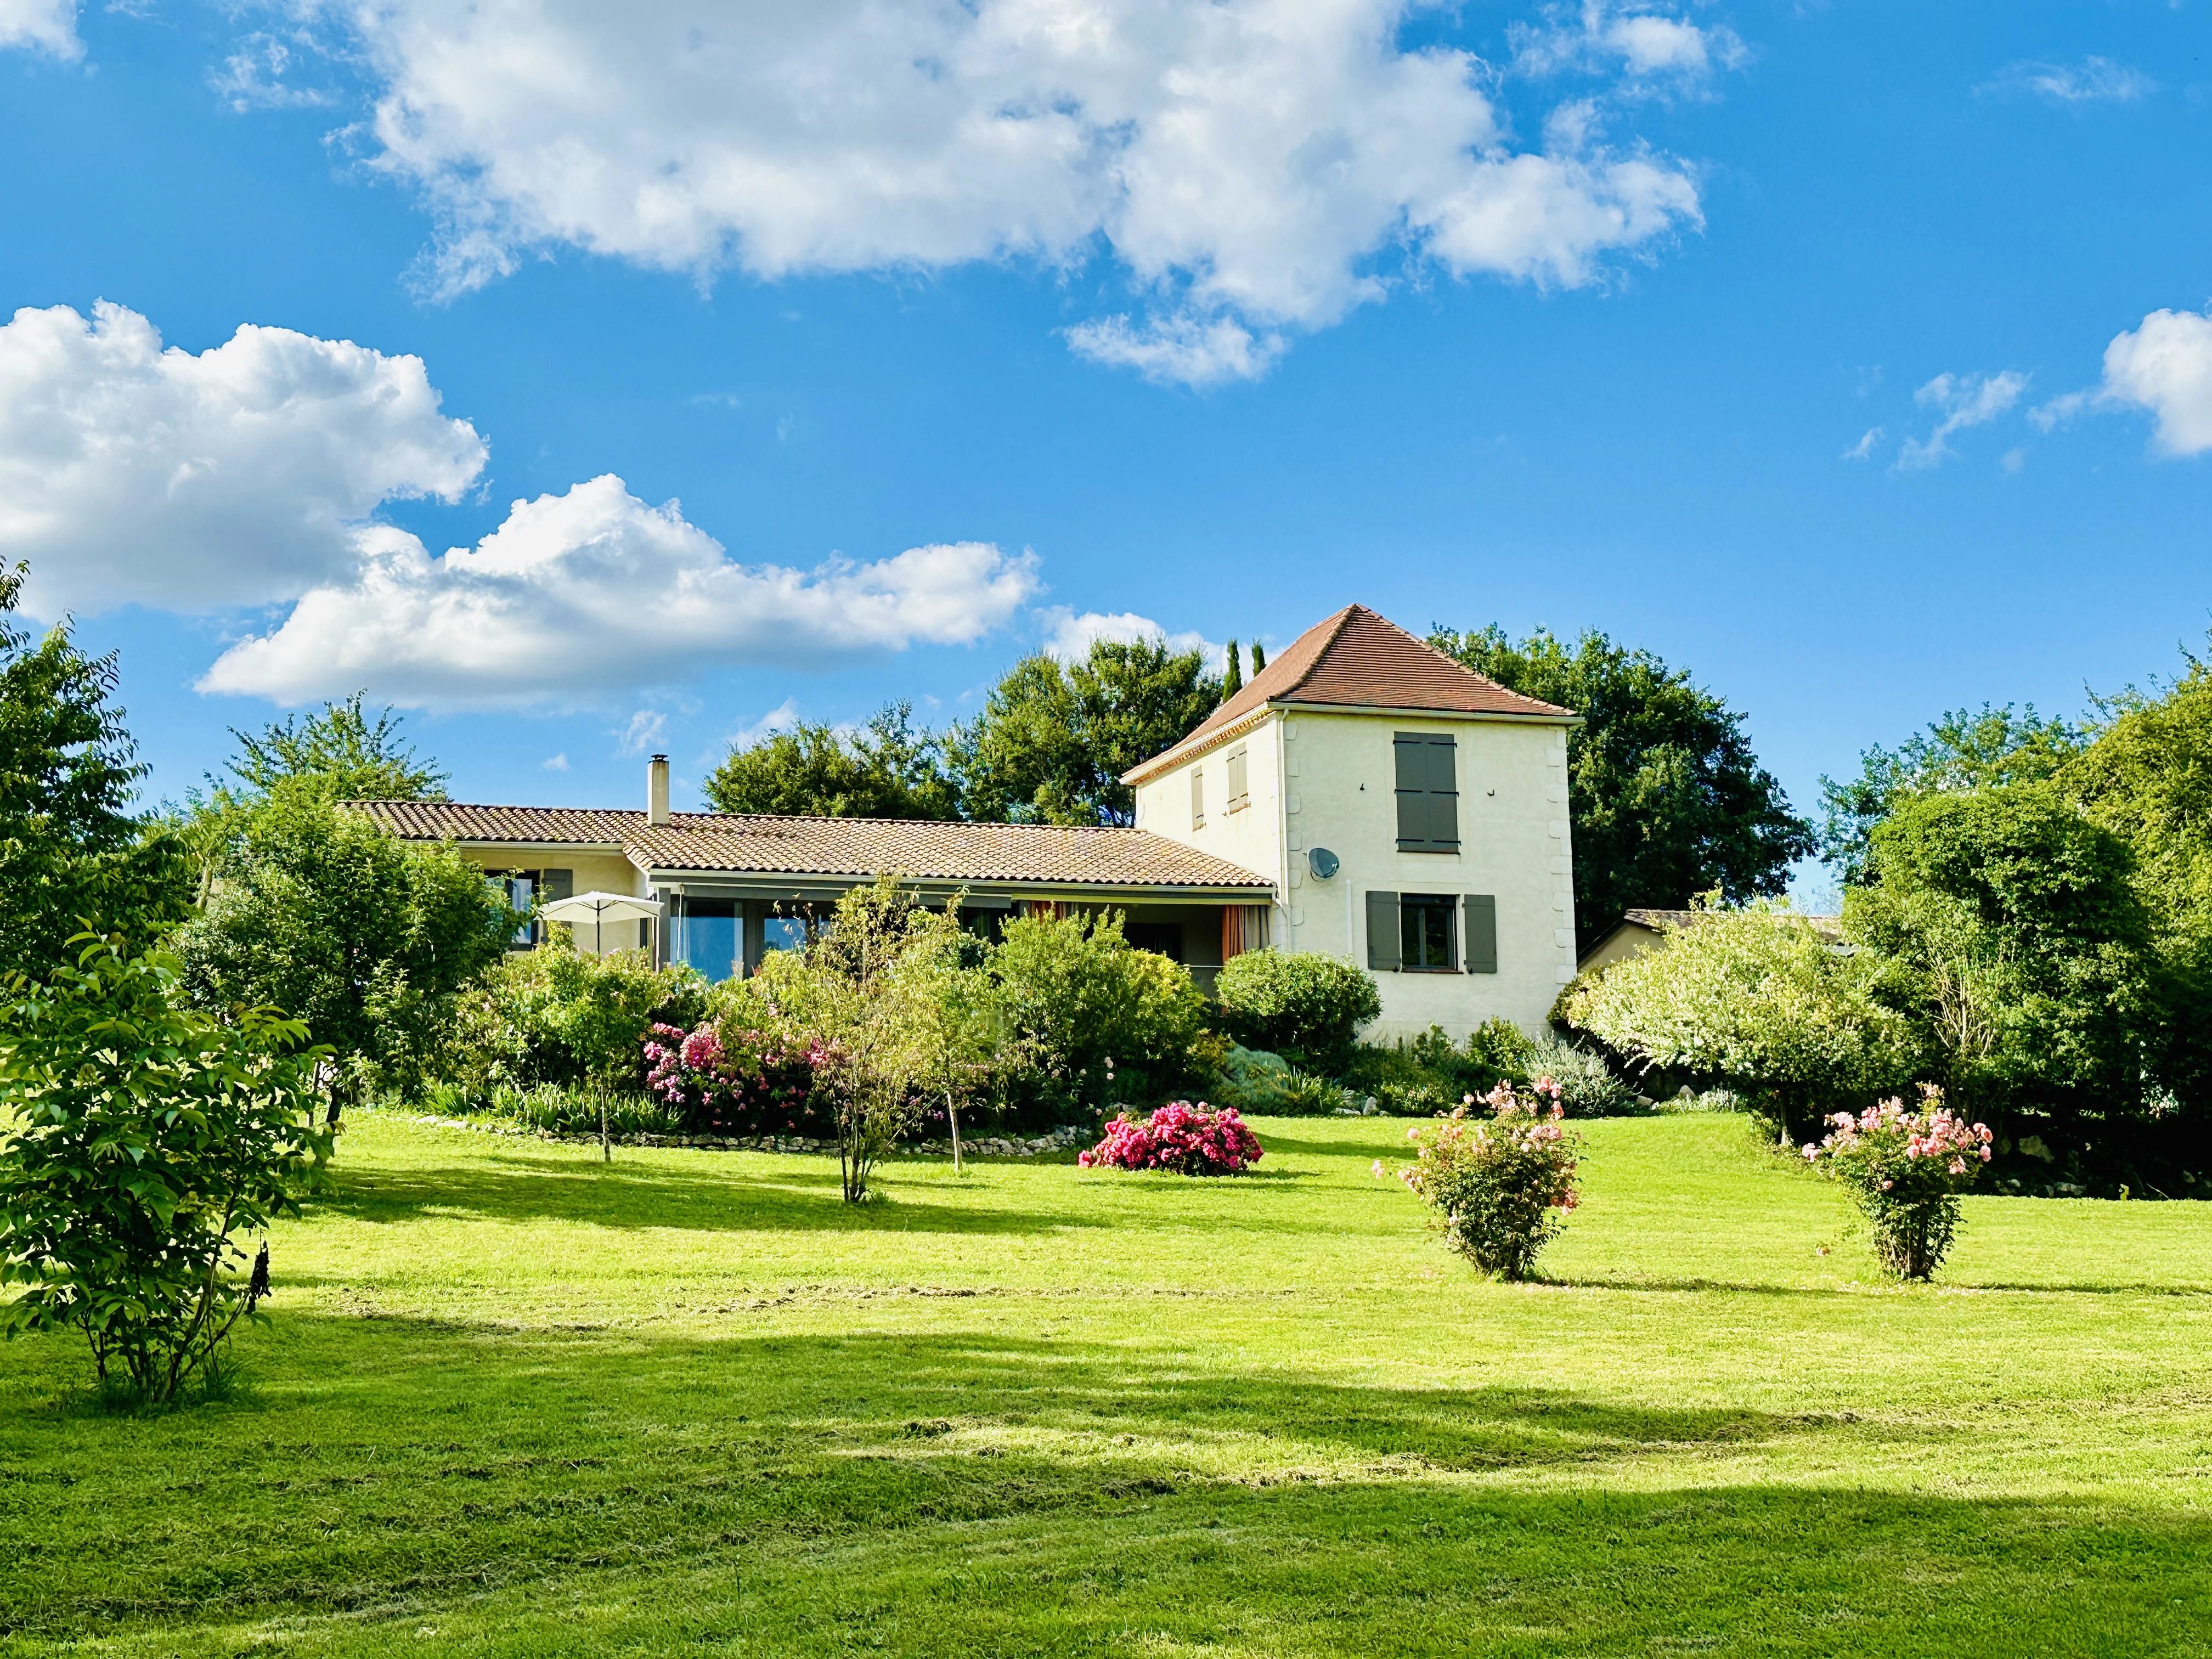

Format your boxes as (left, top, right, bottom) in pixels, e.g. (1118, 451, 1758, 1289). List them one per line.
(1803, 1084, 1991, 1280)
(642, 1019, 824, 1136)
(1388, 1079, 1582, 1280)
(1079, 1102, 1264, 1176)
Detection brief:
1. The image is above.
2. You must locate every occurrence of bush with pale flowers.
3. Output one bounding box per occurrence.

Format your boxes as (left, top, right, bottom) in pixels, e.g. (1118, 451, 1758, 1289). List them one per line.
(1803, 1084, 1991, 1280)
(1387, 1079, 1582, 1280)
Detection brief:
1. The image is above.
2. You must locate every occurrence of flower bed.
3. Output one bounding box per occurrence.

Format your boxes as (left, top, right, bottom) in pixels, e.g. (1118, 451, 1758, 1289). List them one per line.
(1079, 1102, 1264, 1176)
(642, 1019, 825, 1137)
(1803, 1084, 1991, 1279)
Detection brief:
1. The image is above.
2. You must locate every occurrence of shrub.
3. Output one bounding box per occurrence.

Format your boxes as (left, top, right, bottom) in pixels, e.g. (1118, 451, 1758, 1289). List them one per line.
(0, 934, 330, 1403)
(1212, 1044, 1293, 1112)
(1522, 1033, 1641, 1116)
(1275, 1069, 1356, 1116)
(1389, 1081, 1582, 1280)
(1564, 900, 1919, 1144)
(452, 1082, 686, 1139)
(988, 910, 1217, 1119)
(1214, 950, 1381, 1069)
(643, 1018, 825, 1137)
(1344, 1023, 1527, 1115)
(1803, 1084, 1991, 1280)
(1080, 1103, 1264, 1175)
(445, 943, 710, 1099)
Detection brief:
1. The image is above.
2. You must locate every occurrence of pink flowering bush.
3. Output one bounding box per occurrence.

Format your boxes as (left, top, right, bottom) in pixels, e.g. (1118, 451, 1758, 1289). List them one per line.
(1803, 1084, 1991, 1280)
(1389, 1080, 1581, 1280)
(1079, 1102, 1264, 1176)
(642, 1019, 824, 1136)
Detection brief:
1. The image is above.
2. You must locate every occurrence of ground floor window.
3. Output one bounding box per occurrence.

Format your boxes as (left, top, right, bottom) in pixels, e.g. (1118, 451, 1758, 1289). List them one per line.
(1399, 893, 1457, 970)
(672, 898, 740, 981)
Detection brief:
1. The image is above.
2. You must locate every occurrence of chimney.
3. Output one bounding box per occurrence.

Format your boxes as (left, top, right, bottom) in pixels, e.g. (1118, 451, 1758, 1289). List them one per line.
(647, 754, 670, 825)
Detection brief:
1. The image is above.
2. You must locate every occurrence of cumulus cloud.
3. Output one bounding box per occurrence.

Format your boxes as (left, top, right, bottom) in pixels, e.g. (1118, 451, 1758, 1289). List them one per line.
(2038, 308, 2212, 457)
(1041, 606, 1218, 665)
(1981, 57, 2155, 107)
(0, 0, 78, 57)
(283, 0, 1705, 383)
(1514, 3, 1745, 86)
(1841, 426, 1882, 461)
(1894, 370, 2028, 471)
(198, 476, 1042, 707)
(0, 301, 487, 616)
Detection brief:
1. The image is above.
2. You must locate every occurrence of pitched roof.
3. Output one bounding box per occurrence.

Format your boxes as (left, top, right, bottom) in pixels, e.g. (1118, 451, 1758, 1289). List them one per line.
(1124, 603, 1573, 783)
(1618, 908, 1845, 941)
(347, 800, 1273, 891)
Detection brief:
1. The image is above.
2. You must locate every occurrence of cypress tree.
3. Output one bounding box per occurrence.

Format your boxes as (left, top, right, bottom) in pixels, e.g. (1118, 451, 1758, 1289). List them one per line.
(1221, 640, 1243, 702)
(1251, 641, 1266, 673)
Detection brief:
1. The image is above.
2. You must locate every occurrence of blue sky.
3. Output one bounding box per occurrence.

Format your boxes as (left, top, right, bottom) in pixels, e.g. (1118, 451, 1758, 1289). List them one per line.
(4, 1, 2208, 875)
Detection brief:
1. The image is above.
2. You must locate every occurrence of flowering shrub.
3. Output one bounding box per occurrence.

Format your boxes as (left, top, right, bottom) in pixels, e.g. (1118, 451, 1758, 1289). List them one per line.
(1389, 1080, 1581, 1280)
(642, 1018, 825, 1136)
(1803, 1084, 1991, 1280)
(1079, 1102, 1264, 1176)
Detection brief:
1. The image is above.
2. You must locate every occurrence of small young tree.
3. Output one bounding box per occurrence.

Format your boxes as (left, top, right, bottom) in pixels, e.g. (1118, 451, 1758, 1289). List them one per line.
(883, 904, 999, 1172)
(0, 934, 331, 1402)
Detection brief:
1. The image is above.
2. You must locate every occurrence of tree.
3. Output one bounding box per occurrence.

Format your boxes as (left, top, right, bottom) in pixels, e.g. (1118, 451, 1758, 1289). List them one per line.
(0, 933, 331, 1403)
(1564, 901, 1918, 1143)
(0, 563, 190, 975)
(702, 702, 958, 819)
(1431, 625, 1812, 940)
(954, 638, 1220, 825)
(174, 788, 515, 1112)
(1819, 704, 2081, 884)
(883, 903, 1000, 1172)
(1250, 641, 1266, 672)
(1844, 783, 2155, 1128)
(1222, 641, 1243, 702)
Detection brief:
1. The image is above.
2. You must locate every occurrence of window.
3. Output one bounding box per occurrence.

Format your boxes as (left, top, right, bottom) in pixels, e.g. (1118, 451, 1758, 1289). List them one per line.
(1125, 922, 1184, 962)
(1367, 890, 1496, 973)
(492, 867, 572, 946)
(761, 915, 808, 956)
(1393, 733, 1459, 851)
(1225, 746, 1249, 812)
(1399, 894, 1456, 970)
(672, 897, 740, 981)
(1190, 766, 1205, 830)
(502, 874, 534, 947)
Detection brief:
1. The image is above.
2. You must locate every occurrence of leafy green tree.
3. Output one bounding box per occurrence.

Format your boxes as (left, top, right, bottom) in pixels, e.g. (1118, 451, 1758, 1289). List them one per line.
(1431, 625, 1811, 940)
(1819, 704, 2082, 884)
(1565, 901, 1918, 1143)
(883, 901, 1002, 1172)
(1846, 782, 2155, 1128)
(1250, 641, 1266, 672)
(175, 788, 514, 1111)
(702, 702, 958, 819)
(1222, 641, 1243, 702)
(0, 563, 190, 975)
(954, 639, 1220, 825)
(0, 933, 331, 1403)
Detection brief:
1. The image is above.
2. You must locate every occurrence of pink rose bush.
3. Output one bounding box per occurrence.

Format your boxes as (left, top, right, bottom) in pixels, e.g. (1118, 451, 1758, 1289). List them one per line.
(1079, 1102, 1263, 1176)
(1803, 1083, 1991, 1280)
(1389, 1079, 1582, 1280)
(642, 1019, 825, 1136)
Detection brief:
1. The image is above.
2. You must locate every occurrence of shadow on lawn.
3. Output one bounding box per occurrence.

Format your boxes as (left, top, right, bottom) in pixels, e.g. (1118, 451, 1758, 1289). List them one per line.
(320, 1156, 1113, 1238)
(3, 1319, 2206, 1649)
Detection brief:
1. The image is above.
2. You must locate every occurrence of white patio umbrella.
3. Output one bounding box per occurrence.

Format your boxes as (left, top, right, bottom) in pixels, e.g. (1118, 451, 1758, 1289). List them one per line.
(539, 891, 664, 956)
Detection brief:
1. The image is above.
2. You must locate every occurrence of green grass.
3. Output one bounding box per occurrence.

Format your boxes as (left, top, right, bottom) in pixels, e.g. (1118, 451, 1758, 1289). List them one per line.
(7, 1113, 2211, 1657)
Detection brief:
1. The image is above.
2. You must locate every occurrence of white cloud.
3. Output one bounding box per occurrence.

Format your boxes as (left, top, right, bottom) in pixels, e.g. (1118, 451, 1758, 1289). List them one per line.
(1514, 3, 1745, 87)
(212, 33, 340, 111)
(198, 475, 1042, 707)
(1041, 606, 1218, 665)
(1894, 370, 2028, 471)
(615, 709, 668, 756)
(0, 301, 487, 616)
(0, 0, 78, 57)
(2042, 307, 2212, 456)
(287, 0, 1703, 383)
(1842, 426, 1882, 461)
(724, 699, 802, 752)
(541, 752, 569, 771)
(1982, 57, 2155, 107)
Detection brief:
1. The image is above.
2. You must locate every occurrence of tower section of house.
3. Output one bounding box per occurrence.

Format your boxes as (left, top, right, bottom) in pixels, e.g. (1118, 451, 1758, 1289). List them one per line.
(1125, 605, 1578, 1042)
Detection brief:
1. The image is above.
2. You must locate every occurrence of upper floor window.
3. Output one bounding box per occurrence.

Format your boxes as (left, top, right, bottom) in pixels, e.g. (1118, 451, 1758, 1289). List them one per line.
(1225, 747, 1250, 812)
(1394, 732, 1459, 852)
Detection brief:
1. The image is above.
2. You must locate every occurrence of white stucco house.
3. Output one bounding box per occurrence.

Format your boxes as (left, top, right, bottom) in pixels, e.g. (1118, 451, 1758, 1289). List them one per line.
(353, 603, 1578, 1041)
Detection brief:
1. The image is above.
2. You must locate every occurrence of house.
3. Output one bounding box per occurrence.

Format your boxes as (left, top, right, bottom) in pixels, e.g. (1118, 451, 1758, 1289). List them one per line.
(351, 603, 1579, 1040)
(1576, 907, 1846, 974)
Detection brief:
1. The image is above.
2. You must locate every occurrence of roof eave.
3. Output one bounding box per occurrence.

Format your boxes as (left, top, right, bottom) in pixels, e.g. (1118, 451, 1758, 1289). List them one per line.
(634, 866, 1273, 900)
(1123, 696, 1579, 786)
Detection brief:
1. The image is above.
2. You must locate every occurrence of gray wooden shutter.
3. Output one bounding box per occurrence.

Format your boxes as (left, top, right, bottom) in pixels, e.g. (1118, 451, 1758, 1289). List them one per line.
(1190, 767, 1205, 828)
(541, 868, 574, 901)
(1367, 890, 1401, 970)
(1463, 894, 1497, 974)
(1394, 736, 1423, 847)
(1395, 734, 1459, 850)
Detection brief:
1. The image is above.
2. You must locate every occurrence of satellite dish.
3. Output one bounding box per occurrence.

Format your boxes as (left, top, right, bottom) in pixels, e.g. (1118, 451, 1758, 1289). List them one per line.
(1307, 847, 1340, 880)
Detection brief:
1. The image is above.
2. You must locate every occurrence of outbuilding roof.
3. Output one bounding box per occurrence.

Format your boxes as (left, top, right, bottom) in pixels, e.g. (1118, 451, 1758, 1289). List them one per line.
(348, 800, 1274, 892)
(1124, 603, 1573, 784)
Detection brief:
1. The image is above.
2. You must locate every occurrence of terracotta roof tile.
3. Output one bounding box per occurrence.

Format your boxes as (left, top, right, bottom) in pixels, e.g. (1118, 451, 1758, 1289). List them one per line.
(346, 800, 1273, 891)
(1125, 604, 1572, 782)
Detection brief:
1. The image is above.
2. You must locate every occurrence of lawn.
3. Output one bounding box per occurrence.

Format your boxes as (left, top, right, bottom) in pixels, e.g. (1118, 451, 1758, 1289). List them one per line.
(7, 1112, 2211, 1657)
